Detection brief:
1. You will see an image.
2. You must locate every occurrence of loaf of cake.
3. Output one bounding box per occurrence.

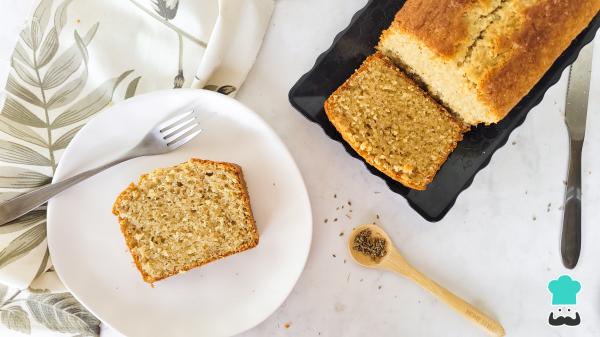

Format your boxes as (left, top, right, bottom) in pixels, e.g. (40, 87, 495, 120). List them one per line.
(378, 0, 600, 125)
(112, 158, 258, 283)
(324, 53, 464, 190)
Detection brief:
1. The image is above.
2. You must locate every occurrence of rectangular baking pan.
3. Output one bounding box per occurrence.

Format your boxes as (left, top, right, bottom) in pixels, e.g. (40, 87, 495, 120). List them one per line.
(289, 0, 600, 221)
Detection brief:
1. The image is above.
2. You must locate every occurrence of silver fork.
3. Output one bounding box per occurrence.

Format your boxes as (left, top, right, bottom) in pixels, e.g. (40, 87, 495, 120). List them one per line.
(0, 103, 210, 226)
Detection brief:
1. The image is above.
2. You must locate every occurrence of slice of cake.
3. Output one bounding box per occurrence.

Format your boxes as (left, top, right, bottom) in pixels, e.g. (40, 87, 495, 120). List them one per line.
(378, 0, 600, 125)
(324, 53, 464, 190)
(112, 158, 258, 283)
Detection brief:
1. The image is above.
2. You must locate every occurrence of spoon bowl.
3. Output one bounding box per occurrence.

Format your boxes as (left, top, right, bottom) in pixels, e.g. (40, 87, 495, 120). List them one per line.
(347, 224, 394, 268)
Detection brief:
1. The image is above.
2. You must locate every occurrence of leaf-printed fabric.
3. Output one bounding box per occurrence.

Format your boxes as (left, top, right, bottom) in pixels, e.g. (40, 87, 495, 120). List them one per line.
(0, 278, 100, 337)
(0, 0, 273, 335)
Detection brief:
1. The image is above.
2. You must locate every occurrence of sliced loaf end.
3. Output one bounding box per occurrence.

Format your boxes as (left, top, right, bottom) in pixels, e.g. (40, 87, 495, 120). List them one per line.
(324, 53, 464, 190)
(112, 158, 258, 283)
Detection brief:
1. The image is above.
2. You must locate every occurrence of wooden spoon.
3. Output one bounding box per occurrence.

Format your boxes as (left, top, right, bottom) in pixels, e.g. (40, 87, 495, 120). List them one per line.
(348, 224, 505, 337)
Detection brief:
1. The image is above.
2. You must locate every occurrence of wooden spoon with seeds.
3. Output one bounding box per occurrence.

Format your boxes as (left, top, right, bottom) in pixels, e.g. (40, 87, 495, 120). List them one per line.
(348, 224, 505, 337)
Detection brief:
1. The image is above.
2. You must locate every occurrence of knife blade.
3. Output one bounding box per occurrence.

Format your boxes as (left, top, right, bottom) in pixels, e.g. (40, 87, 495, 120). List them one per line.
(561, 42, 594, 269)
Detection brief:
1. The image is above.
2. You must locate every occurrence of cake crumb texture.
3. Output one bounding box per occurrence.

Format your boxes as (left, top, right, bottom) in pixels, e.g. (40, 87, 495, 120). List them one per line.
(324, 53, 464, 190)
(112, 158, 258, 283)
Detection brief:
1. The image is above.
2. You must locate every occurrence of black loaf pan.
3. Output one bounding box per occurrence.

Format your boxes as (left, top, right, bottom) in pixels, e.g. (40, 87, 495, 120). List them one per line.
(289, 0, 600, 221)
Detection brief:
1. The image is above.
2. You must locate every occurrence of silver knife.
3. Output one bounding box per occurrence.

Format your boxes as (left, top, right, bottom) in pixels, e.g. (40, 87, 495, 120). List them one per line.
(562, 41, 594, 269)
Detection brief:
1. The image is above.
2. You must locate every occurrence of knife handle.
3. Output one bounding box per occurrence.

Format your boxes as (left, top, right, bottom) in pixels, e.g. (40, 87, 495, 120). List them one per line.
(561, 138, 583, 269)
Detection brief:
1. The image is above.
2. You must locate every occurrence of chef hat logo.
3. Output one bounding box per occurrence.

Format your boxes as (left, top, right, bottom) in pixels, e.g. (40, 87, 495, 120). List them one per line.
(548, 275, 581, 305)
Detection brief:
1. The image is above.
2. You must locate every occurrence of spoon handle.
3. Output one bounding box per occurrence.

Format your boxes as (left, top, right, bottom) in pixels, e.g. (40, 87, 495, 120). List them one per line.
(385, 253, 505, 337)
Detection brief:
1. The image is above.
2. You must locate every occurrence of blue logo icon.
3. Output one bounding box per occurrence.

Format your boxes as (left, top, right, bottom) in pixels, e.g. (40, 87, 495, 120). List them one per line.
(548, 275, 581, 326)
(549, 275, 581, 305)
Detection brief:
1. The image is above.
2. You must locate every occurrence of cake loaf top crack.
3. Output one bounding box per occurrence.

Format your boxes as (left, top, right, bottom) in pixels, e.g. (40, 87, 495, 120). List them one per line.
(379, 0, 600, 124)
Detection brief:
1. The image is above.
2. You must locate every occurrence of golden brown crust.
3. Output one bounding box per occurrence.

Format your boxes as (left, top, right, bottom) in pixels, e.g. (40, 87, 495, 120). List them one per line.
(381, 0, 600, 123)
(388, 0, 485, 58)
(479, 0, 600, 120)
(112, 158, 259, 284)
(324, 53, 463, 190)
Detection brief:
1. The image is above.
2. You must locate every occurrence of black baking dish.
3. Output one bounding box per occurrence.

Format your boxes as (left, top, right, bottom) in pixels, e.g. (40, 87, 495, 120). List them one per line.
(289, 0, 600, 221)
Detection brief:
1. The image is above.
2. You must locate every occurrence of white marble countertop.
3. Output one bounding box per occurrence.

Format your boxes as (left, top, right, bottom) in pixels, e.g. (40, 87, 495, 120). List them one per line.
(3, 1, 600, 336)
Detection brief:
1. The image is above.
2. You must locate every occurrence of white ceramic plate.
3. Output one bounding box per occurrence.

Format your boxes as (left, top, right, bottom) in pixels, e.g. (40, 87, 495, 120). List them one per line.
(47, 89, 312, 337)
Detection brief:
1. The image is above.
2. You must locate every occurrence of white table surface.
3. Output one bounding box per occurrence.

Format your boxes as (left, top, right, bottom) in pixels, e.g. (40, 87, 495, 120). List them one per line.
(3, 1, 600, 336)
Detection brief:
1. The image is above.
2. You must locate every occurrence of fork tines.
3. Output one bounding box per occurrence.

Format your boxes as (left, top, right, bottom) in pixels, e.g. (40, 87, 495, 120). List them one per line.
(159, 110, 202, 147)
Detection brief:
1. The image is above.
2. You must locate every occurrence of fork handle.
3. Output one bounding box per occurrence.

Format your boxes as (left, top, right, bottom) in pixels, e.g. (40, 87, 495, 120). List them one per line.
(561, 138, 583, 269)
(0, 156, 131, 226)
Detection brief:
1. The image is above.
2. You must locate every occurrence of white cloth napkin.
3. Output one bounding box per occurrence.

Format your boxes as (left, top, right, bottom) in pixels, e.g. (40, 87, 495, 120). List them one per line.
(0, 0, 273, 335)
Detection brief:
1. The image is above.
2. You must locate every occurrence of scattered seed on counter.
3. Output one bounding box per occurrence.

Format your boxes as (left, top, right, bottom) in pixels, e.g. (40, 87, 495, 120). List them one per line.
(283, 322, 291, 329)
(348, 201, 352, 206)
(339, 232, 344, 237)
(376, 214, 380, 219)
(324, 218, 328, 223)
(533, 215, 537, 221)
(378, 285, 382, 290)
(334, 218, 338, 222)
(332, 254, 336, 258)
(334, 194, 337, 198)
